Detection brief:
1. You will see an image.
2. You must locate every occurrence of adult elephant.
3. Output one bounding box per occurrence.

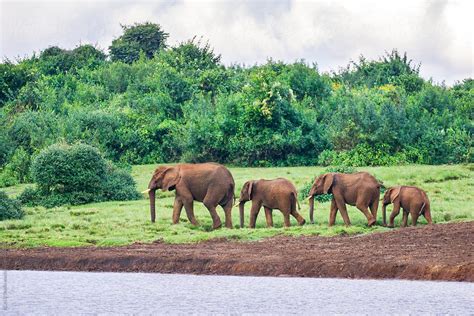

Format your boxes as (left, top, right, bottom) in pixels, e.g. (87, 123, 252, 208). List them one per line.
(142, 163, 235, 229)
(382, 186, 432, 227)
(307, 172, 381, 227)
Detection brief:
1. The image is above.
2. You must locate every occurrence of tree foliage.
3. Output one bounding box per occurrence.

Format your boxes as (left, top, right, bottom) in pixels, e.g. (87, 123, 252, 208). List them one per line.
(0, 25, 472, 186)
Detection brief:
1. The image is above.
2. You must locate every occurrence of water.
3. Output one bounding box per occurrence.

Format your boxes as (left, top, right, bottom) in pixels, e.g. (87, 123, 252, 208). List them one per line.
(1, 270, 473, 315)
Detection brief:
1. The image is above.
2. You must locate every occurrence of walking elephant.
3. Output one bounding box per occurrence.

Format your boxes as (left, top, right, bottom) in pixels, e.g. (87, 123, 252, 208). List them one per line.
(382, 186, 433, 227)
(142, 163, 235, 229)
(236, 178, 306, 228)
(307, 172, 381, 227)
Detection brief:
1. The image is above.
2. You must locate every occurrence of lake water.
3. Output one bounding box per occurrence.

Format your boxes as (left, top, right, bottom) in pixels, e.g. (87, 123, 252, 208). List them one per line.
(1, 270, 473, 315)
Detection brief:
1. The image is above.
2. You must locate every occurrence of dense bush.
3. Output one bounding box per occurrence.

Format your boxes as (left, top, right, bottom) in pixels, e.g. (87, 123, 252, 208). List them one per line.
(22, 143, 139, 207)
(0, 191, 24, 221)
(0, 23, 471, 175)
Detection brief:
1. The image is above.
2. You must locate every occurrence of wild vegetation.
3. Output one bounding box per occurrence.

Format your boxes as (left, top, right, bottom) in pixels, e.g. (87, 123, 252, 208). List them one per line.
(0, 164, 472, 247)
(0, 23, 472, 188)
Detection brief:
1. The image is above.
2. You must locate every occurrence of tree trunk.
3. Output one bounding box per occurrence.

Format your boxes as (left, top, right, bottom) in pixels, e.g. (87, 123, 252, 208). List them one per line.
(309, 196, 315, 224)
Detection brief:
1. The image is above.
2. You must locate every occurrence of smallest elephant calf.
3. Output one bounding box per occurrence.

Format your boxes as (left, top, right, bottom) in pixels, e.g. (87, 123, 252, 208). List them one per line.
(382, 186, 433, 227)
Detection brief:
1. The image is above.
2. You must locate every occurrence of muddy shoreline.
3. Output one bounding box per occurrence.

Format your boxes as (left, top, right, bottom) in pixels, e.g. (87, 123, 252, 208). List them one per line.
(1, 222, 473, 281)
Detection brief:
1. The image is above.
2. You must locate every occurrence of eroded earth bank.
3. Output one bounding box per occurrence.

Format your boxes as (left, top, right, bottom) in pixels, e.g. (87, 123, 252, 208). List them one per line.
(1, 222, 473, 281)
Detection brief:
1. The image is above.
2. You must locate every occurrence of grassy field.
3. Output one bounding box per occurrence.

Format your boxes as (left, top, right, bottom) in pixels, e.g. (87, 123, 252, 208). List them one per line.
(1, 164, 473, 248)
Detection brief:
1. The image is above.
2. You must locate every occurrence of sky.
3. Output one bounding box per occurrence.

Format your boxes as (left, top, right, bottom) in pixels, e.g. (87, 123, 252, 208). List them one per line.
(1, 0, 473, 85)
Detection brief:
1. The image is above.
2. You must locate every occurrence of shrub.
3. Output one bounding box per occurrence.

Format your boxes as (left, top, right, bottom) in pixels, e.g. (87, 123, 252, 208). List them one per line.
(0, 191, 24, 221)
(25, 143, 139, 207)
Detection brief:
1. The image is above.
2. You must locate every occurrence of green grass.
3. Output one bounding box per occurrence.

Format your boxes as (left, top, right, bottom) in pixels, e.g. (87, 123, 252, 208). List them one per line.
(1, 164, 473, 248)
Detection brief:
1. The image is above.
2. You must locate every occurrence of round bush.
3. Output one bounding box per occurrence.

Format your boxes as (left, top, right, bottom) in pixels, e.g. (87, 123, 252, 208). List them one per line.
(26, 143, 139, 207)
(0, 191, 24, 221)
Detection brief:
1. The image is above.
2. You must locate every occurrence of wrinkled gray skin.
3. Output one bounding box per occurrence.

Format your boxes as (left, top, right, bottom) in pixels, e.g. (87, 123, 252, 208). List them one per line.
(308, 172, 380, 227)
(382, 186, 433, 227)
(146, 163, 235, 230)
(238, 178, 305, 228)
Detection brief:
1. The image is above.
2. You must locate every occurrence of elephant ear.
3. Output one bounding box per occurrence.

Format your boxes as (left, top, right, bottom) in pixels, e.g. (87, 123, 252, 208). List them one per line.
(323, 173, 334, 194)
(390, 187, 401, 203)
(247, 181, 254, 199)
(161, 167, 181, 192)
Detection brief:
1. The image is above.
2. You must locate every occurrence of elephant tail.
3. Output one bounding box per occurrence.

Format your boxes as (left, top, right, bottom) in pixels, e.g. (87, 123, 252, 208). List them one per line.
(291, 192, 300, 211)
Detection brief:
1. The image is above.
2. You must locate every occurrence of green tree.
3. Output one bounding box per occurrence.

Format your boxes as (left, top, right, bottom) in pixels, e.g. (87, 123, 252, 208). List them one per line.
(109, 22, 169, 63)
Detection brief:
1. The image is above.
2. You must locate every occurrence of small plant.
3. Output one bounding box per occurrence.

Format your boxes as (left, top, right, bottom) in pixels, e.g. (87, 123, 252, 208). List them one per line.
(0, 191, 25, 221)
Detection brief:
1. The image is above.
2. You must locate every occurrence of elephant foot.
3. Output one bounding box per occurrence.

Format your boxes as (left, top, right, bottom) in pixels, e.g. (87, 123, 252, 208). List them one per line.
(387, 224, 395, 228)
(298, 219, 306, 226)
(367, 218, 376, 227)
(310, 220, 314, 224)
(212, 222, 222, 230)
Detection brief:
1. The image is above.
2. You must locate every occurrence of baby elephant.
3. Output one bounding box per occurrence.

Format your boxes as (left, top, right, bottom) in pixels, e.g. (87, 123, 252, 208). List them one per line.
(382, 186, 433, 227)
(236, 178, 306, 228)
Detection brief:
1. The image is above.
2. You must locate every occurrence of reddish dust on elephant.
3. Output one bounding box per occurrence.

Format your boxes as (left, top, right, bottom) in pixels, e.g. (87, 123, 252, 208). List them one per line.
(144, 163, 235, 229)
(237, 178, 305, 228)
(308, 172, 381, 227)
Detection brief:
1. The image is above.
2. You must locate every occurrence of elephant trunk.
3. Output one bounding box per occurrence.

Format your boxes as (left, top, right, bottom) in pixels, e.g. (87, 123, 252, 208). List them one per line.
(382, 204, 387, 226)
(239, 202, 245, 228)
(149, 189, 156, 223)
(309, 196, 315, 224)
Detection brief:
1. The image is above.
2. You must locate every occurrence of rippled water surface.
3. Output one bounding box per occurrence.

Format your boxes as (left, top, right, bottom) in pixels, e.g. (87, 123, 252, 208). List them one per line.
(1, 270, 473, 314)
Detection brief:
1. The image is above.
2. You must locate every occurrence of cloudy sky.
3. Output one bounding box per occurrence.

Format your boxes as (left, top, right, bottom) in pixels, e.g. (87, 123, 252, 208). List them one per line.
(1, 0, 473, 84)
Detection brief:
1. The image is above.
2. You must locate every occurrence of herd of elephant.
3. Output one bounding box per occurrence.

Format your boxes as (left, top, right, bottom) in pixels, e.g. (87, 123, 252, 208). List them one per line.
(142, 162, 433, 230)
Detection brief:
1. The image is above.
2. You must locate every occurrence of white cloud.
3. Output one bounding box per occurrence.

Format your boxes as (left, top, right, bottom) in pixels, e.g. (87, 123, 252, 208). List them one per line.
(1, 0, 472, 84)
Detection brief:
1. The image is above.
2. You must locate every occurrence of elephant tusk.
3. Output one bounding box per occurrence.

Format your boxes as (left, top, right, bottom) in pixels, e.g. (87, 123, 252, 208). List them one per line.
(141, 189, 151, 194)
(307, 196, 313, 200)
(233, 202, 240, 207)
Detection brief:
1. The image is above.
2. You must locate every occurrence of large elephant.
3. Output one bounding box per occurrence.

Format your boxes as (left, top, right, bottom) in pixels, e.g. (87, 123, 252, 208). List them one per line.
(382, 186, 433, 227)
(237, 178, 306, 228)
(143, 163, 235, 229)
(307, 172, 380, 226)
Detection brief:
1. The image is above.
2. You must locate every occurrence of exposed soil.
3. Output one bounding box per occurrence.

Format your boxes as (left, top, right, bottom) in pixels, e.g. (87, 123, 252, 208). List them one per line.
(1, 222, 473, 281)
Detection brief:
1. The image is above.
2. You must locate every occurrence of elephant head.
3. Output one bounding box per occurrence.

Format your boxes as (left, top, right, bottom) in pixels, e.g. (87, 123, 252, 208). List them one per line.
(236, 180, 255, 228)
(382, 187, 400, 226)
(144, 166, 181, 223)
(307, 173, 334, 224)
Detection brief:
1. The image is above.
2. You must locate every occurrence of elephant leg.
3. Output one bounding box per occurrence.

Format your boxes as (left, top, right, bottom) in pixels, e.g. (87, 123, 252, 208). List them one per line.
(221, 200, 233, 229)
(264, 207, 273, 227)
(334, 198, 351, 226)
(283, 212, 291, 227)
(203, 200, 222, 229)
(328, 198, 338, 226)
(356, 201, 376, 227)
(172, 198, 184, 224)
(388, 202, 401, 227)
(369, 198, 379, 225)
(424, 208, 433, 225)
(411, 211, 419, 226)
(401, 211, 408, 227)
(183, 200, 199, 226)
(291, 209, 306, 226)
(249, 201, 262, 228)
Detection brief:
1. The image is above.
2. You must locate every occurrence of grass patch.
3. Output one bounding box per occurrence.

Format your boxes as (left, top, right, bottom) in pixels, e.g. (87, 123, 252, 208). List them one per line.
(0, 164, 472, 248)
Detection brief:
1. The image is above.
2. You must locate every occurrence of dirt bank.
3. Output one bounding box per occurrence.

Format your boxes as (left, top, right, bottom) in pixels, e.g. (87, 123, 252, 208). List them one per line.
(1, 222, 473, 281)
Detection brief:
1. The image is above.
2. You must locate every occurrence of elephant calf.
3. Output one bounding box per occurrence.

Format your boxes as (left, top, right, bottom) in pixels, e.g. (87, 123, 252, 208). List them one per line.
(237, 178, 306, 228)
(382, 186, 433, 227)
